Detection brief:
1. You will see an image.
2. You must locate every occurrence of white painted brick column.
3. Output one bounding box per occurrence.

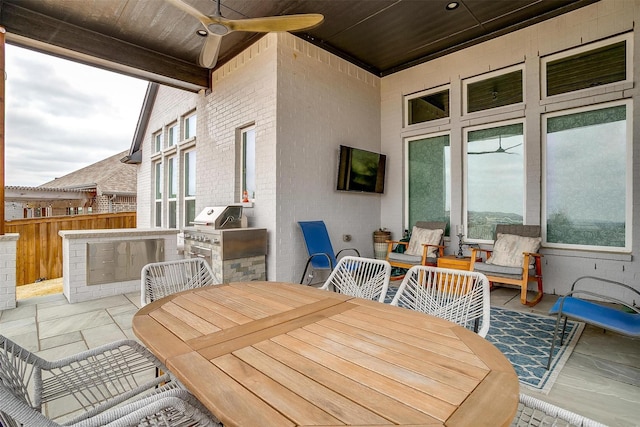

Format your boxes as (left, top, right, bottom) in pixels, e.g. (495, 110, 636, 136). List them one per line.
(0, 233, 19, 311)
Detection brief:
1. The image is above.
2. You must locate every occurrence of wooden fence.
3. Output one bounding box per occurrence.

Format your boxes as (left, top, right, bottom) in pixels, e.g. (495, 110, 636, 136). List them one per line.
(5, 212, 136, 286)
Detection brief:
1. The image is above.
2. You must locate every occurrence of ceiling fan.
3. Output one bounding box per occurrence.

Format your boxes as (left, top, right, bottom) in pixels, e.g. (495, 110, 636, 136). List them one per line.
(165, 0, 324, 69)
(468, 136, 522, 155)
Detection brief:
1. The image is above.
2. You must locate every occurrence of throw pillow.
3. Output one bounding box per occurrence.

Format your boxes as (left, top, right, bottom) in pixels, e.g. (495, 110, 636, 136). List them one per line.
(405, 226, 443, 258)
(486, 233, 542, 268)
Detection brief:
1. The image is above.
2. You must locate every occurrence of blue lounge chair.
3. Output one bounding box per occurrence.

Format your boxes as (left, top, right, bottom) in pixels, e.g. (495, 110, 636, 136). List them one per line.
(548, 276, 640, 369)
(298, 220, 360, 284)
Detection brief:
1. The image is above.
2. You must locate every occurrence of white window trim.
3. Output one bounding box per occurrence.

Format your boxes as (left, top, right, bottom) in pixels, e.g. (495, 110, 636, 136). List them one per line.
(183, 149, 197, 228)
(462, 63, 525, 117)
(240, 125, 256, 202)
(540, 33, 633, 102)
(463, 118, 527, 244)
(183, 111, 197, 142)
(153, 161, 163, 228)
(541, 99, 632, 252)
(404, 84, 450, 128)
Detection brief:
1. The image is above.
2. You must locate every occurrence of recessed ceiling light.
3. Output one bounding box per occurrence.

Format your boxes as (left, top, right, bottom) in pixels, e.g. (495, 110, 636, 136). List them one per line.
(446, 2, 460, 10)
(196, 29, 208, 37)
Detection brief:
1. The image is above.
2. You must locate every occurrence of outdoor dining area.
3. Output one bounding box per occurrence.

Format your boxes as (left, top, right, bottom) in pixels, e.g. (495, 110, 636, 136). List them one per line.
(1, 243, 637, 426)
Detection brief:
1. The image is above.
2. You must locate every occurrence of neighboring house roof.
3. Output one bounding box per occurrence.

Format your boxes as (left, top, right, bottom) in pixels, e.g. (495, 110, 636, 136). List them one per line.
(5, 186, 93, 201)
(39, 150, 137, 196)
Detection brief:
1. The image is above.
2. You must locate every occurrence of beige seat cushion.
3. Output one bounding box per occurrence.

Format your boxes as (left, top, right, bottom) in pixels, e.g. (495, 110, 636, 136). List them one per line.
(405, 226, 443, 258)
(486, 233, 541, 268)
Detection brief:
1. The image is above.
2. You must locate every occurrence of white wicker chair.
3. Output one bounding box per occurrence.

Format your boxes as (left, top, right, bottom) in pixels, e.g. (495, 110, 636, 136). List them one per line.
(141, 258, 220, 306)
(512, 394, 607, 427)
(320, 256, 392, 303)
(0, 335, 220, 426)
(390, 265, 491, 337)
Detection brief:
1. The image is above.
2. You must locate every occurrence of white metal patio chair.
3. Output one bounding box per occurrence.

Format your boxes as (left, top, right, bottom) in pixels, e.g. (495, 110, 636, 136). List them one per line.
(320, 256, 392, 303)
(390, 265, 491, 337)
(512, 394, 607, 427)
(0, 335, 218, 426)
(141, 258, 220, 306)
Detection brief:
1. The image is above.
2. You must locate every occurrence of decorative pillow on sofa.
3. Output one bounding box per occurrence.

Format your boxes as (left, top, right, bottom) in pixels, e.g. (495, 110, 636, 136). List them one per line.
(405, 226, 443, 258)
(486, 233, 541, 268)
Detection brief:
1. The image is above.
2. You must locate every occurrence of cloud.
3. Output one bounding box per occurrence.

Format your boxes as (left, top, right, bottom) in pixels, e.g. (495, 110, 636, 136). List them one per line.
(4, 45, 149, 186)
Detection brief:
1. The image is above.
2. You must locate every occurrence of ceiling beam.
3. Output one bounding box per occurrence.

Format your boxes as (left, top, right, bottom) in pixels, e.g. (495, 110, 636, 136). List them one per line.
(0, 2, 209, 92)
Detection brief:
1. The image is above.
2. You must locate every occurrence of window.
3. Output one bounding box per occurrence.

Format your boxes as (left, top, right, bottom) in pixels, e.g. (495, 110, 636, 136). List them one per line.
(184, 113, 197, 140)
(543, 101, 630, 251)
(168, 123, 178, 147)
(241, 126, 256, 200)
(465, 66, 523, 113)
(405, 87, 449, 126)
(465, 122, 524, 241)
(184, 150, 196, 227)
(406, 133, 450, 232)
(154, 161, 163, 227)
(542, 34, 631, 98)
(154, 132, 162, 153)
(167, 155, 178, 229)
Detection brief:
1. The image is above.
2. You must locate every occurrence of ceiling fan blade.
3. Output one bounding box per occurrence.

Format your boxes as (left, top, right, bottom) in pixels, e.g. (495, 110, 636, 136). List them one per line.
(199, 34, 222, 68)
(219, 13, 324, 33)
(164, 0, 213, 27)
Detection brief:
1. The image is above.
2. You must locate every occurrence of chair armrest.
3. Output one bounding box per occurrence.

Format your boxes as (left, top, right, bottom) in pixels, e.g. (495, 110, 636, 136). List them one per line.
(336, 247, 361, 258)
(470, 248, 493, 259)
(566, 276, 640, 314)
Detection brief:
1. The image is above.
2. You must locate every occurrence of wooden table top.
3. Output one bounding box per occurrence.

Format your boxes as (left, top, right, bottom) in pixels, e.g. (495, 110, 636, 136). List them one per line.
(133, 281, 519, 427)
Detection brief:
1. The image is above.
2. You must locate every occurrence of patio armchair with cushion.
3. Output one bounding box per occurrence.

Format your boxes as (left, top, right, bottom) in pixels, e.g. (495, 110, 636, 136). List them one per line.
(386, 221, 446, 278)
(0, 335, 219, 426)
(470, 224, 544, 306)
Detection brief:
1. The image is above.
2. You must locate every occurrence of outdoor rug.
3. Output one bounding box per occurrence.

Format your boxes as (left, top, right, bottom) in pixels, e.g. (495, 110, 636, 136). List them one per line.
(485, 306, 585, 394)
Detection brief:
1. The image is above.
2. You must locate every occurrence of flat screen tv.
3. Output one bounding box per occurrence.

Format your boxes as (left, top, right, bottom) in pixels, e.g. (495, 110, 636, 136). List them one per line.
(336, 145, 386, 194)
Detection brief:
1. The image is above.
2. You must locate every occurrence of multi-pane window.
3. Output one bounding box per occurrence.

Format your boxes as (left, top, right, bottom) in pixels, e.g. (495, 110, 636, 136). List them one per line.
(184, 113, 197, 140)
(242, 127, 256, 200)
(465, 122, 524, 241)
(154, 132, 162, 152)
(167, 156, 178, 229)
(543, 101, 630, 250)
(184, 150, 196, 227)
(168, 123, 178, 147)
(405, 87, 449, 126)
(406, 133, 450, 232)
(154, 161, 163, 227)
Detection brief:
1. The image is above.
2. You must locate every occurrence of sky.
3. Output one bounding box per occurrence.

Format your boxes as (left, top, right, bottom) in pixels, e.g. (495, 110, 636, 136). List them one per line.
(4, 44, 149, 187)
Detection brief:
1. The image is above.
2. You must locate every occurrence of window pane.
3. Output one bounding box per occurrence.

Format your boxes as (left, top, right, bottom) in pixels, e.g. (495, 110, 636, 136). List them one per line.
(168, 157, 177, 198)
(467, 123, 524, 240)
(546, 41, 626, 97)
(184, 151, 196, 196)
(154, 133, 162, 152)
(168, 124, 177, 146)
(168, 201, 177, 229)
(185, 199, 196, 227)
(407, 135, 450, 232)
(155, 162, 162, 199)
(155, 201, 162, 227)
(545, 105, 627, 247)
(185, 114, 197, 139)
(467, 70, 522, 113)
(407, 90, 449, 125)
(243, 128, 256, 199)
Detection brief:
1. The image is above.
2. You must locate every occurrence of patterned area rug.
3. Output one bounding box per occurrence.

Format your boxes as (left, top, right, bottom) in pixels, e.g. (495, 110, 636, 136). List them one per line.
(485, 306, 585, 394)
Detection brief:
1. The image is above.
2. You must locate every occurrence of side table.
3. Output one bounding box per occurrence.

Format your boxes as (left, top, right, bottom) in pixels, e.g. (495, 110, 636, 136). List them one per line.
(437, 254, 473, 271)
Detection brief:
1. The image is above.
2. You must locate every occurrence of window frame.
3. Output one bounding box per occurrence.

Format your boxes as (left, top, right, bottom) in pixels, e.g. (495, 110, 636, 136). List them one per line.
(183, 149, 197, 228)
(541, 33, 633, 101)
(404, 84, 450, 127)
(153, 161, 163, 227)
(184, 112, 197, 141)
(167, 155, 178, 229)
(153, 131, 162, 153)
(541, 99, 632, 252)
(240, 125, 256, 201)
(463, 118, 526, 243)
(167, 122, 178, 148)
(462, 64, 524, 116)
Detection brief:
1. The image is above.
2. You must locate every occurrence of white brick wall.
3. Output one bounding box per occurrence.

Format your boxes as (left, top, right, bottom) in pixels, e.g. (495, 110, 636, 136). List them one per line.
(0, 234, 19, 310)
(380, 0, 640, 298)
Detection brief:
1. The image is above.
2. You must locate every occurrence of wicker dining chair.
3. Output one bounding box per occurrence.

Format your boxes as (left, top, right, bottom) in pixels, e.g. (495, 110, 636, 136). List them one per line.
(512, 394, 607, 427)
(0, 335, 180, 425)
(320, 256, 392, 303)
(0, 380, 221, 427)
(390, 265, 491, 337)
(141, 258, 220, 306)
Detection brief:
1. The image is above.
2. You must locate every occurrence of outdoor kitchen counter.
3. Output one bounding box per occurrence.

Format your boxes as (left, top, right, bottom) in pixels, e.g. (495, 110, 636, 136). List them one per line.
(133, 282, 519, 427)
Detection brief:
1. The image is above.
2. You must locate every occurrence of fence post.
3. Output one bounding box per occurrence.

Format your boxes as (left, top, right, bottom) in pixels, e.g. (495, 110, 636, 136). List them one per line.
(0, 233, 19, 310)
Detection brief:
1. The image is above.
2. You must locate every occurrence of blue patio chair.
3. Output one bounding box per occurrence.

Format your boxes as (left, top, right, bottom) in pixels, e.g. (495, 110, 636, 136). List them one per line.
(547, 276, 640, 369)
(298, 220, 360, 284)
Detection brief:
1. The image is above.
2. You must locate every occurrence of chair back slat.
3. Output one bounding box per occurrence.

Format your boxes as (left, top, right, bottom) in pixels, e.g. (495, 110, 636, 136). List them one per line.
(141, 258, 219, 306)
(390, 266, 490, 337)
(321, 256, 392, 303)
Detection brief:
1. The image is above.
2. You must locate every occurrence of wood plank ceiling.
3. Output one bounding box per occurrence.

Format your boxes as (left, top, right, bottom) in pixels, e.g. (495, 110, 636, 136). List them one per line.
(0, 0, 598, 91)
